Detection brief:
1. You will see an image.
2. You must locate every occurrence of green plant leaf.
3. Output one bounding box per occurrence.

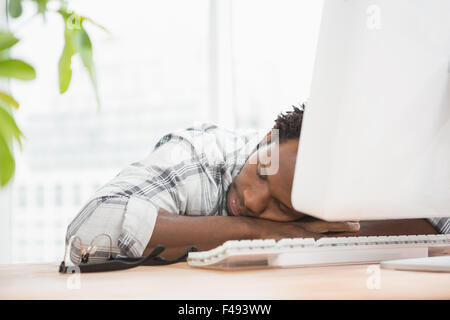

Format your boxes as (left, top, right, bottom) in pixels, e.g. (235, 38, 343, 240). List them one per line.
(83, 17, 111, 34)
(8, 0, 23, 18)
(0, 31, 19, 50)
(33, 0, 49, 14)
(0, 135, 15, 186)
(0, 59, 36, 80)
(73, 27, 100, 106)
(73, 28, 93, 71)
(0, 106, 23, 146)
(0, 91, 19, 109)
(0, 106, 22, 186)
(58, 11, 100, 106)
(58, 27, 74, 94)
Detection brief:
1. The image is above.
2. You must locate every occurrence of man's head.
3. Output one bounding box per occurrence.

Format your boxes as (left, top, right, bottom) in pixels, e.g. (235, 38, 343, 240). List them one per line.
(226, 105, 306, 221)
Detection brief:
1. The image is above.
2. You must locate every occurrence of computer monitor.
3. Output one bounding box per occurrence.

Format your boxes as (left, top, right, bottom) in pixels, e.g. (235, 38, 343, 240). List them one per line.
(291, 0, 450, 221)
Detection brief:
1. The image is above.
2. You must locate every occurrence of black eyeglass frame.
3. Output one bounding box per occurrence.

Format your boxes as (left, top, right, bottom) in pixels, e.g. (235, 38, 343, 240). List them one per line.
(59, 241, 198, 273)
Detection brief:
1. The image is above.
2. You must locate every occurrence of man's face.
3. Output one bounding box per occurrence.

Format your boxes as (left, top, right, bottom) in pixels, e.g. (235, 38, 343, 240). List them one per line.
(226, 138, 306, 221)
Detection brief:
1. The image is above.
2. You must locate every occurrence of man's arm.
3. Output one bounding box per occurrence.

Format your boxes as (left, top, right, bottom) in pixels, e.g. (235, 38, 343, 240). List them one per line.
(143, 209, 360, 259)
(145, 210, 440, 259)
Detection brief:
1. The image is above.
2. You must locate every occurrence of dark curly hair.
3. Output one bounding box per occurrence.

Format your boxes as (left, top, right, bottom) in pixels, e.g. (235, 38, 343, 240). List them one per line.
(273, 103, 305, 143)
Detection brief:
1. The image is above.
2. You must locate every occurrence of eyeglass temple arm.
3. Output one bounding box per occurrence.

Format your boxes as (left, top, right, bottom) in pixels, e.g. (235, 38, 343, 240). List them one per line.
(140, 245, 198, 266)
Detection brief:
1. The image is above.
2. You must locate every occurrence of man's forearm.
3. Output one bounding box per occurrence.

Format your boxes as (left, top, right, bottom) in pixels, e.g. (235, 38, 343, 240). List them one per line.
(327, 218, 438, 237)
(143, 210, 259, 259)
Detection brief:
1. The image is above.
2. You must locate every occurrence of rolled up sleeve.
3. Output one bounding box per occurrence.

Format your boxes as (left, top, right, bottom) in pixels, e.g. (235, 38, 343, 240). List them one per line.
(117, 196, 158, 257)
(66, 195, 159, 263)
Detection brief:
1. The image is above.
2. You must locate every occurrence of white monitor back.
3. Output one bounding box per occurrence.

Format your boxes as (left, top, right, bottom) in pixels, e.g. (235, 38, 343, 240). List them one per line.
(291, 0, 450, 221)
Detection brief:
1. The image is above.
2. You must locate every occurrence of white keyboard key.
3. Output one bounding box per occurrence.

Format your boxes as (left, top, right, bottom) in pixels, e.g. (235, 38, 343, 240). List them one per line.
(398, 235, 411, 243)
(426, 235, 441, 242)
(249, 239, 276, 249)
(299, 238, 316, 247)
(316, 237, 339, 246)
(277, 238, 296, 247)
(344, 237, 357, 244)
(198, 252, 209, 260)
(276, 238, 315, 248)
(188, 252, 202, 260)
(210, 247, 222, 257)
(292, 238, 316, 247)
(223, 240, 239, 249)
(356, 236, 368, 243)
(262, 239, 277, 247)
(237, 240, 253, 248)
(222, 240, 237, 249)
(388, 236, 401, 243)
(365, 236, 380, 243)
(249, 240, 264, 248)
(409, 235, 427, 243)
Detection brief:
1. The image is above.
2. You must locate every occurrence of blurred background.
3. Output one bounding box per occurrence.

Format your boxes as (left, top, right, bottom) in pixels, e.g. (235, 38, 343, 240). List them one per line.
(0, 0, 323, 264)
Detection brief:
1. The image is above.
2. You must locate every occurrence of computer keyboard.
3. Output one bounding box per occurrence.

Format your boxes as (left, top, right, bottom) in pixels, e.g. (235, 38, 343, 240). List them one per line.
(187, 234, 450, 269)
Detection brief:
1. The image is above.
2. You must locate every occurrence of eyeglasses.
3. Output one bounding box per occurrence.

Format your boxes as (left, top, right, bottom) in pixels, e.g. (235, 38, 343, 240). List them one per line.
(59, 234, 198, 273)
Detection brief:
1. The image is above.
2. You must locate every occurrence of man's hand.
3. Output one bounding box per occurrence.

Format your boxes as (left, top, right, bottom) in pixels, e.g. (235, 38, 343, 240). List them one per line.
(253, 216, 360, 240)
(298, 217, 360, 234)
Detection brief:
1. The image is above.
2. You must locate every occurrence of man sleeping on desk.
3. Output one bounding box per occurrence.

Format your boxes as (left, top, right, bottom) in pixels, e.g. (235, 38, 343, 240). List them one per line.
(66, 105, 448, 262)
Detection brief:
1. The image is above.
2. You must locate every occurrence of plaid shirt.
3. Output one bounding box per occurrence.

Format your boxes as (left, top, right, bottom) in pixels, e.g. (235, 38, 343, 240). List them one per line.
(66, 124, 450, 262)
(66, 124, 263, 261)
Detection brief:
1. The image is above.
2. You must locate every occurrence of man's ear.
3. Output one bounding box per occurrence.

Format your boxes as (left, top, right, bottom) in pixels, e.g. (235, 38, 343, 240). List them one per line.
(264, 131, 272, 145)
(257, 131, 273, 149)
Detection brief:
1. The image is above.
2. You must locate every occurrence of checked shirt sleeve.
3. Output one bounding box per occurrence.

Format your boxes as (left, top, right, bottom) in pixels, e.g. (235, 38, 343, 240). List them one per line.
(66, 194, 158, 261)
(428, 217, 450, 234)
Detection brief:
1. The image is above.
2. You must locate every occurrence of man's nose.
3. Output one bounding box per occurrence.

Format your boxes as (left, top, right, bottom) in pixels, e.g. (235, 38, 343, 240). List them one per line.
(243, 187, 270, 216)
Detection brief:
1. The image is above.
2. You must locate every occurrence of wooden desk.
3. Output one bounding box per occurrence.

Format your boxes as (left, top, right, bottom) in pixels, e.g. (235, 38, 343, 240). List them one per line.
(1, 262, 450, 299)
